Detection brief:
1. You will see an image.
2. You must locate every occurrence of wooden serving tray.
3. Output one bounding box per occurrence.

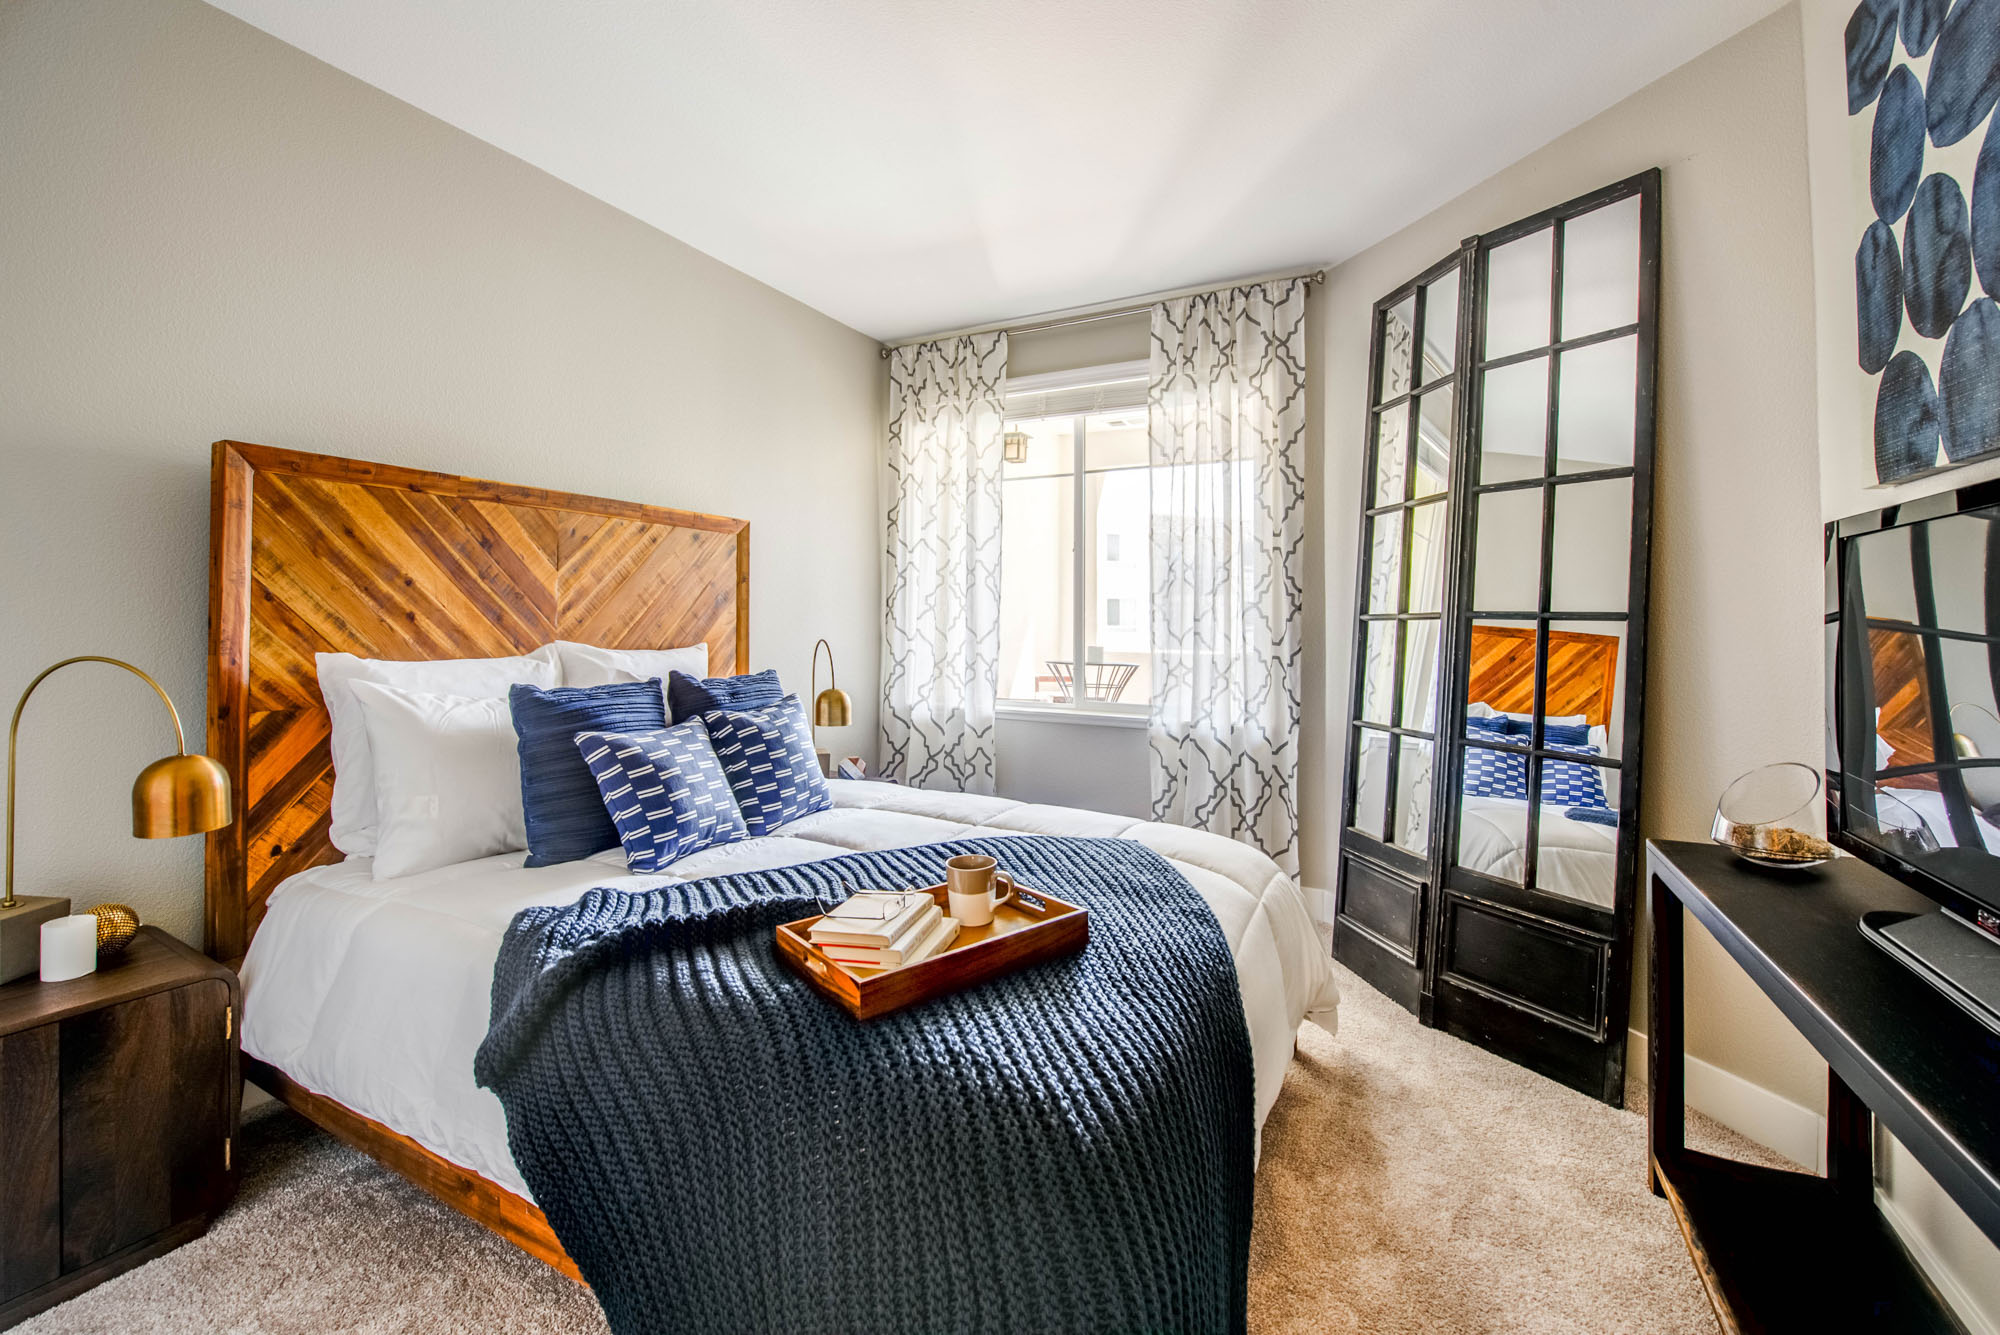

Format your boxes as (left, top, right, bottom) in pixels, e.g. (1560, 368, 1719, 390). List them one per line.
(775, 882, 1089, 1020)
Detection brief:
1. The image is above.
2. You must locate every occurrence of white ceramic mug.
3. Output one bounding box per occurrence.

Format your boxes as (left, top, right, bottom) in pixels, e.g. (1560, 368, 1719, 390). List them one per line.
(944, 854, 1016, 928)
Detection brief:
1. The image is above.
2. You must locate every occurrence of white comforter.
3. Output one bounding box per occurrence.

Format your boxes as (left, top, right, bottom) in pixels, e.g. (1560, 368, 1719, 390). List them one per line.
(241, 781, 1339, 1201)
(1456, 795, 1619, 908)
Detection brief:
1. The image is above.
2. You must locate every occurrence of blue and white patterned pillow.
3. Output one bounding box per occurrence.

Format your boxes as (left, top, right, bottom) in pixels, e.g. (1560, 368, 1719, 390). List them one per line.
(1462, 743, 1530, 800)
(701, 695, 832, 836)
(1541, 741, 1610, 809)
(574, 719, 748, 872)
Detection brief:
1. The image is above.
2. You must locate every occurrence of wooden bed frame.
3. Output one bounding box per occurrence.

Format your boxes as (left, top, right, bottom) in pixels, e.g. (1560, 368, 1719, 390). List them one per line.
(206, 441, 753, 1282)
(1466, 623, 1620, 728)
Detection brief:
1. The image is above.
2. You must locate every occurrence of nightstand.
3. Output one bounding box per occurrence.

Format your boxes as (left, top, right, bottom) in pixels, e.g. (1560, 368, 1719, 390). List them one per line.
(0, 927, 240, 1329)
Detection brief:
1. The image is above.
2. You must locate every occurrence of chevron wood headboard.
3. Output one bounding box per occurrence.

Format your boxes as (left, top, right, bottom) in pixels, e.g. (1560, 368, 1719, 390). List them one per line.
(203, 441, 749, 960)
(1465, 623, 1620, 729)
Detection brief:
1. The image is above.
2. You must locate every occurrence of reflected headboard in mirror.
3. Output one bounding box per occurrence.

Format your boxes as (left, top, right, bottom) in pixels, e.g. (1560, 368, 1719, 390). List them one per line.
(1466, 624, 1620, 728)
(204, 441, 749, 960)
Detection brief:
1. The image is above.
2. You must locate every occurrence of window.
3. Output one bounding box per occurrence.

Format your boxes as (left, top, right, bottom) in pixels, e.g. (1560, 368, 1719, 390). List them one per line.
(999, 368, 1152, 709)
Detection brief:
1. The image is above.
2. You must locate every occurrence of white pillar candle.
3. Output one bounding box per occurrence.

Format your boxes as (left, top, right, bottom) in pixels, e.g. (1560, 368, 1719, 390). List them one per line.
(40, 914, 97, 982)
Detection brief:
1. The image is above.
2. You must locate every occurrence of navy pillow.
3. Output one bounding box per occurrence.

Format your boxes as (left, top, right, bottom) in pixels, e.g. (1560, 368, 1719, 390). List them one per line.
(1498, 715, 1593, 748)
(575, 720, 748, 872)
(666, 668, 785, 723)
(510, 679, 667, 866)
(701, 695, 832, 836)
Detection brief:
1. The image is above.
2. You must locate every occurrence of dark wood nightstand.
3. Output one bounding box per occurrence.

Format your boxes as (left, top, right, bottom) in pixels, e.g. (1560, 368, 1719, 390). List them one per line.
(0, 927, 240, 1329)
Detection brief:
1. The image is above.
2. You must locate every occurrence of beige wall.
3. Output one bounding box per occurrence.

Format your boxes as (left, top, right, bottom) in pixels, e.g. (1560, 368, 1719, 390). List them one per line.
(0, 0, 884, 943)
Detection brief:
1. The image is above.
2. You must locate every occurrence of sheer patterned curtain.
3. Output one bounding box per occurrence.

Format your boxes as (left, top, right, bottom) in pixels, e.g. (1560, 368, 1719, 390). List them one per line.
(1148, 281, 1307, 873)
(881, 333, 1008, 792)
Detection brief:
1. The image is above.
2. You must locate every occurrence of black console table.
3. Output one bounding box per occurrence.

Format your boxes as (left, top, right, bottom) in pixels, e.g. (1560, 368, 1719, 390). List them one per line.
(1647, 841, 2000, 1334)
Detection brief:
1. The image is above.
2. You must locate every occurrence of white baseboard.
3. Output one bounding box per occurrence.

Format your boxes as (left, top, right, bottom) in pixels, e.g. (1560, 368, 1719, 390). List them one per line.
(1630, 1027, 1999, 1335)
(1876, 1186, 2000, 1335)
(1626, 1026, 1828, 1172)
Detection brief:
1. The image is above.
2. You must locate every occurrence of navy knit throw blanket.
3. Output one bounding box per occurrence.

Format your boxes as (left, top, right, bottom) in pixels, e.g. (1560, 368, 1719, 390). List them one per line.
(474, 836, 1254, 1335)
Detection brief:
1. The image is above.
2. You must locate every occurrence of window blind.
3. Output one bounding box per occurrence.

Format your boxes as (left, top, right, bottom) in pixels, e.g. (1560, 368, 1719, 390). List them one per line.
(1002, 359, 1149, 420)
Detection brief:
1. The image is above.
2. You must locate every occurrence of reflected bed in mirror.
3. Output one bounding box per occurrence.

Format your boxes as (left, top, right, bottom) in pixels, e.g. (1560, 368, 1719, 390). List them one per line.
(1455, 623, 1623, 907)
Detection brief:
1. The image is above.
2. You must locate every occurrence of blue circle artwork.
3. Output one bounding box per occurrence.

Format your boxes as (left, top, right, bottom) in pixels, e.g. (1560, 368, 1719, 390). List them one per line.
(1858, 220, 1904, 373)
(1848, 0, 1899, 112)
(1974, 114, 2000, 297)
(1901, 0, 1948, 59)
(1903, 173, 1971, 338)
(1872, 66, 1926, 221)
(1850, 0, 2000, 482)
(1876, 350, 1942, 479)
(1926, 0, 2000, 147)
(1940, 298, 2000, 460)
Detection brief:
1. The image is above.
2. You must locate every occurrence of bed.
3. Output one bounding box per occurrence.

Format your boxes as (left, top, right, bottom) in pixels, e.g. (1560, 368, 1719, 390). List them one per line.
(205, 441, 1337, 1284)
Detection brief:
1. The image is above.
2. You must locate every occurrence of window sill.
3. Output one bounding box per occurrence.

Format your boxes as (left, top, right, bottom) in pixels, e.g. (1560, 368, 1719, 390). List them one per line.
(996, 703, 1149, 730)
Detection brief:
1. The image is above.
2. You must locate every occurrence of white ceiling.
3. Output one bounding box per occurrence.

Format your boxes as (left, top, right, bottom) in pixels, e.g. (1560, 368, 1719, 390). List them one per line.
(203, 0, 1786, 341)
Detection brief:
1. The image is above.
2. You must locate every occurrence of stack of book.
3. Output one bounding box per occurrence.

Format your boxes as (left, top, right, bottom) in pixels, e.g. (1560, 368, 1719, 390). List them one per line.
(809, 890, 959, 972)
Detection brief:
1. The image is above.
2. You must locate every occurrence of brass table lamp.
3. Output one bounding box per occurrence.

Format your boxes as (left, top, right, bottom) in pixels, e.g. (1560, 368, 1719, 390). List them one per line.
(1, 657, 233, 983)
(809, 639, 852, 777)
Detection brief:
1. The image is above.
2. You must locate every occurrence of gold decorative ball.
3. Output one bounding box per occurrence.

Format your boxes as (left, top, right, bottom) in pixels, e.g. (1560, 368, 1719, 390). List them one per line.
(85, 903, 140, 955)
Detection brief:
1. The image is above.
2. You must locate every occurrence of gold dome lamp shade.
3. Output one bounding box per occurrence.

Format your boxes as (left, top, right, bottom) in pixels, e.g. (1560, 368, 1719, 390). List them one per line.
(1, 656, 233, 983)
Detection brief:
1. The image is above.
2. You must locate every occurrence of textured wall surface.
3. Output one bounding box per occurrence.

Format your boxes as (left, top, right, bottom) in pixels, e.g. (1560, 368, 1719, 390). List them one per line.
(0, 0, 883, 942)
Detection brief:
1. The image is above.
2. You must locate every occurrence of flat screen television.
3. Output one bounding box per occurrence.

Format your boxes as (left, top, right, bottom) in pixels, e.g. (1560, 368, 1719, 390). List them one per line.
(1826, 481, 2000, 1031)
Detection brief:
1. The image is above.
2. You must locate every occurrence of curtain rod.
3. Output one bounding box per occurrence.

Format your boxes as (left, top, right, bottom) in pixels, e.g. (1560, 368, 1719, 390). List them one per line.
(878, 265, 1327, 359)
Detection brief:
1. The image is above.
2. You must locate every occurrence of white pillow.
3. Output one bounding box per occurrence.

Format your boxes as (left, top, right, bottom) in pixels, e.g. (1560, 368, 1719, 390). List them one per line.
(548, 641, 709, 689)
(349, 681, 526, 881)
(318, 647, 558, 856)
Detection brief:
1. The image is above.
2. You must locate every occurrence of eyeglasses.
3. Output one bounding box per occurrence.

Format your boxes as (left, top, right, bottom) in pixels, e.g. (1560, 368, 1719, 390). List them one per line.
(813, 882, 921, 922)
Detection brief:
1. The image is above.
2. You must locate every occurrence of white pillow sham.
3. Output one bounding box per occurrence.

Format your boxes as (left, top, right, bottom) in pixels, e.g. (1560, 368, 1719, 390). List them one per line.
(1465, 701, 1609, 752)
(549, 641, 709, 689)
(318, 646, 558, 857)
(349, 681, 526, 881)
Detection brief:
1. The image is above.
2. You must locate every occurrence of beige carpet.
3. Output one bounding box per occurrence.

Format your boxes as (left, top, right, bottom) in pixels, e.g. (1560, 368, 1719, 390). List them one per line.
(21, 967, 1769, 1334)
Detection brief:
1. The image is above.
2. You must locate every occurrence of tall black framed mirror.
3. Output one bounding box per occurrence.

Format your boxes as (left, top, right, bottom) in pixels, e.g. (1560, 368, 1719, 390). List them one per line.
(1336, 170, 1660, 1103)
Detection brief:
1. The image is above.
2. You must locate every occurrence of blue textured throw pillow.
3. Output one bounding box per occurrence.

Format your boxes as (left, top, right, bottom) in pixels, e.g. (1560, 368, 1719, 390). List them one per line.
(666, 669, 784, 723)
(510, 679, 667, 866)
(1461, 742, 1530, 800)
(575, 720, 748, 872)
(701, 695, 832, 836)
(1542, 741, 1610, 809)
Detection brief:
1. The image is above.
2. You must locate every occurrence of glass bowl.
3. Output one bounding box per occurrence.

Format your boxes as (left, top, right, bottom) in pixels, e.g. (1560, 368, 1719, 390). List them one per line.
(1711, 763, 1836, 868)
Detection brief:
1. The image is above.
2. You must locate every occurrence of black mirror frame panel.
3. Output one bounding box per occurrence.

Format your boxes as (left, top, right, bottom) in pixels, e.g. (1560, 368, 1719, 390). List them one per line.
(1334, 168, 1661, 1103)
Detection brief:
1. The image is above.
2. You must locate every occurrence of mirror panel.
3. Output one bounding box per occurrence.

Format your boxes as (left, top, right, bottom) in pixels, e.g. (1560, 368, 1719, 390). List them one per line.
(1374, 407, 1409, 506)
(1473, 487, 1543, 613)
(1415, 388, 1455, 498)
(1360, 621, 1397, 724)
(1466, 618, 1542, 723)
(1531, 755, 1622, 908)
(1379, 294, 1417, 403)
(1559, 195, 1642, 339)
(1547, 619, 1626, 762)
(1352, 726, 1390, 839)
(1421, 268, 1462, 385)
(1407, 500, 1449, 615)
(1457, 742, 1530, 884)
(1484, 229, 1554, 359)
(1549, 477, 1633, 613)
(1480, 356, 1548, 482)
(1401, 619, 1441, 730)
(1555, 335, 1638, 474)
(1367, 510, 1405, 614)
(1393, 737, 1435, 855)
